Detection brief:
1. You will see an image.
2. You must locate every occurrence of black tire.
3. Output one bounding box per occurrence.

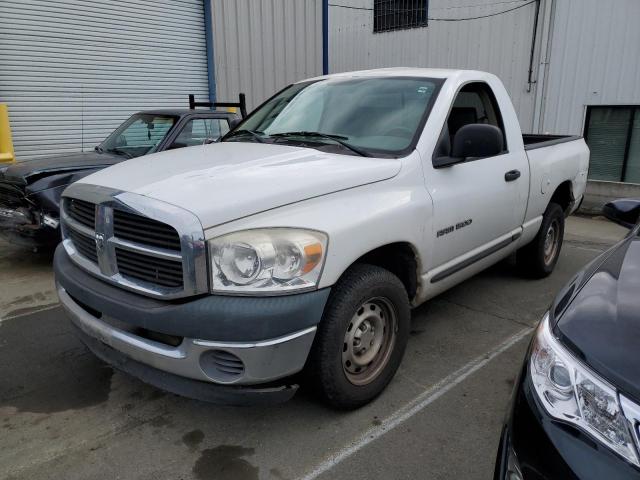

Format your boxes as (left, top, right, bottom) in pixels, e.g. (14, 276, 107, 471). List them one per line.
(307, 264, 411, 410)
(517, 202, 565, 278)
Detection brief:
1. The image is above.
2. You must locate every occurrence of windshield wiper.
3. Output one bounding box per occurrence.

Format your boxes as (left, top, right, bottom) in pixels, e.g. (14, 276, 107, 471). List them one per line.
(107, 147, 134, 159)
(224, 129, 268, 143)
(270, 131, 370, 157)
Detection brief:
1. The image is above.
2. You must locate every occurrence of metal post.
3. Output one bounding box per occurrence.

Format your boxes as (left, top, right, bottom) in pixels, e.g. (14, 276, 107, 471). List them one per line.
(203, 0, 217, 103)
(0, 104, 15, 163)
(322, 0, 329, 75)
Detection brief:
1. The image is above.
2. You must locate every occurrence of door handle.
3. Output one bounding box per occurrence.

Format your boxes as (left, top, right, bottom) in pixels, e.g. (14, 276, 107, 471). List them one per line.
(504, 170, 521, 182)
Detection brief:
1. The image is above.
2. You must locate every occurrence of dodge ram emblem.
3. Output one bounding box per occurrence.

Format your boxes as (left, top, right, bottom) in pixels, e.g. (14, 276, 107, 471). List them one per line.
(95, 232, 106, 254)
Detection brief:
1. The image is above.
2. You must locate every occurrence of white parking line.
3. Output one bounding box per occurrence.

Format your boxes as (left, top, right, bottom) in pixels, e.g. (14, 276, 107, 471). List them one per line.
(300, 326, 533, 480)
(0, 303, 59, 323)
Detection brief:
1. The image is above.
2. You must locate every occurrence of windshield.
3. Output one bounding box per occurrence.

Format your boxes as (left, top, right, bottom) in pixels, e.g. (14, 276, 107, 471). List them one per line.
(224, 77, 441, 156)
(100, 114, 177, 158)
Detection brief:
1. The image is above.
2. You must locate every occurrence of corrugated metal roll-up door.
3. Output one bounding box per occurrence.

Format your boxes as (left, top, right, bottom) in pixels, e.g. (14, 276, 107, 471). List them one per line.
(0, 0, 210, 160)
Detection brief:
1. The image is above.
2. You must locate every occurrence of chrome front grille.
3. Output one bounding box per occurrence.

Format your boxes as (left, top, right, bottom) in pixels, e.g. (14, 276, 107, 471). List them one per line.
(66, 228, 98, 263)
(115, 247, 183, 288)
(66, 198, 96, 229)
(60, 183, 207, 299)
(113, 209, 181, 250)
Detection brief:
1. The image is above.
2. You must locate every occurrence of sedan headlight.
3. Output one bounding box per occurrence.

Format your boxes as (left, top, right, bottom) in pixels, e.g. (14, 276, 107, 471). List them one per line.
(530, 314, 639, 466)
(208, 228, 327, 294)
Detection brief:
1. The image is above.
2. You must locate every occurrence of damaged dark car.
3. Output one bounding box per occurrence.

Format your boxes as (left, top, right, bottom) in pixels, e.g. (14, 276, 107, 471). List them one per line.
(0, 97, 244, 249)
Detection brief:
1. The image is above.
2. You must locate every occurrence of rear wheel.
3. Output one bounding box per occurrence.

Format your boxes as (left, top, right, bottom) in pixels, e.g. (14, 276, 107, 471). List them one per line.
(308, 264, 410, 409)
(517, 202, 565, 278)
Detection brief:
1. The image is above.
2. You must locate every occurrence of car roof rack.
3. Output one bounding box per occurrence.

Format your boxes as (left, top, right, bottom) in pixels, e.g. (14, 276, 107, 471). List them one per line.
(188, 93, 247, 118)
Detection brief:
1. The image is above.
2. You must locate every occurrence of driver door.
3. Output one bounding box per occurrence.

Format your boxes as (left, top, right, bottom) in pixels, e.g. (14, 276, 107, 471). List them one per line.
(426, 82, 528, 272)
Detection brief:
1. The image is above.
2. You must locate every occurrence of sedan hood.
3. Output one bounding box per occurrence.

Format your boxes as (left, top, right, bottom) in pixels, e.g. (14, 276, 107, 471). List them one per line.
(2, 151, 122, 185)
(77, 142, 401, 228)
(555, 231, 640, 402)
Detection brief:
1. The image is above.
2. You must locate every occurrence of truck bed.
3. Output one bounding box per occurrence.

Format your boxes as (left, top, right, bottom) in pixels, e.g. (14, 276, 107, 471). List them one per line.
(522, 134, 582, 151)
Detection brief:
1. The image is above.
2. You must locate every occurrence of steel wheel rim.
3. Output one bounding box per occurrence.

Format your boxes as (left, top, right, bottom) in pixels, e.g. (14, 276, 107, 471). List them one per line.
(342, 296, 397, 386)
(543, 219, 560, 265)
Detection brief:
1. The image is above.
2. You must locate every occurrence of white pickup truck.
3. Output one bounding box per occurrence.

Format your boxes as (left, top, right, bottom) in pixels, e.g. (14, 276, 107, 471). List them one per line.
(54, 68, 589, 409)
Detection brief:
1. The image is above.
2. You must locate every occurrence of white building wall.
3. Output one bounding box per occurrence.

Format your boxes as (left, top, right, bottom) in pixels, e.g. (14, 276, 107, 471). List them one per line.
(329, 0, 542, 132)
(211, 0, 323, 110)
(329, 0, 640, 136)
(540, 0, 640, 134)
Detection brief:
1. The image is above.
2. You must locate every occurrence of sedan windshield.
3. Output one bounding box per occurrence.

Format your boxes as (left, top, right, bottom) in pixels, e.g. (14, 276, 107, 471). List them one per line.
(99, 114, 177, 158)
(224, 77, 441, 156)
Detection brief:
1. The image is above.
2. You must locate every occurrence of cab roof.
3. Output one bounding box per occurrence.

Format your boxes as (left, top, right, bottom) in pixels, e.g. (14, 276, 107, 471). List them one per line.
(302, 67, 494, 83)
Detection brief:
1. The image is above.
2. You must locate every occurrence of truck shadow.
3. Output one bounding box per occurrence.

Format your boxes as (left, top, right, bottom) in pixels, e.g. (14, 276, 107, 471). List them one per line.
(0, 307, 113, 414)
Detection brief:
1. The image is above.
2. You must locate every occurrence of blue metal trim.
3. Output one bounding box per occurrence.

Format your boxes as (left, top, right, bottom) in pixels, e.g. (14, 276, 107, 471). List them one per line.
(203, 0, 216, 103)
(322, 0, 329, 75)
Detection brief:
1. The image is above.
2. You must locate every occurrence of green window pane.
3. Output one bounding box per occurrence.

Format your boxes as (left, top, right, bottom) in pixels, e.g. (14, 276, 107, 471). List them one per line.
(624, 111, 640, 184)
(586, 108, 632, 182)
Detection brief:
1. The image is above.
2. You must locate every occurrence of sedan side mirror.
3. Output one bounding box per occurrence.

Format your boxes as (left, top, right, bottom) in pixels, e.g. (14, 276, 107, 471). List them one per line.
(229, 118, 242, 129)
(451, 124, 504, 159)
(603, 199, 640, 229)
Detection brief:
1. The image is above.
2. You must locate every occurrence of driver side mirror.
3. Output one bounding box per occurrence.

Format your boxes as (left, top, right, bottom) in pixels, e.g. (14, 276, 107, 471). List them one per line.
(229, 118, 242, 129)
(432, 124, 504, 168)
(451, 124, 504, 159)
(603, 199, 640, 229)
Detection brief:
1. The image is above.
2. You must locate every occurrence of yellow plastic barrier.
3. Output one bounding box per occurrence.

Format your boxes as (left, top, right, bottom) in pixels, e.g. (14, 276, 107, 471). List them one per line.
(0, 104, 16, 163)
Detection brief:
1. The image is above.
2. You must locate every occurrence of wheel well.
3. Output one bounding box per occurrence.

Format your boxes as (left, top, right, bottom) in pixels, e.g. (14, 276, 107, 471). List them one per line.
(354, 243, 418, 300)
(549, 181, 574, 215)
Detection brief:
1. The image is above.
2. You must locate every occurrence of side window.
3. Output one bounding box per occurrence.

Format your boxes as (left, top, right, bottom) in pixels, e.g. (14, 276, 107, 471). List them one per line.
(169, 118, 231, 149)
(122, 117, 175, 147)
(435, 82, 507, 158)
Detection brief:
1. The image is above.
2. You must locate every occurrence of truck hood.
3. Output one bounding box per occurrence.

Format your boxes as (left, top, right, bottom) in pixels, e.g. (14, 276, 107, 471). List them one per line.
(1, 151, 122, 185)
(554, 231, 640, 403)
(78, 142, 401, 228)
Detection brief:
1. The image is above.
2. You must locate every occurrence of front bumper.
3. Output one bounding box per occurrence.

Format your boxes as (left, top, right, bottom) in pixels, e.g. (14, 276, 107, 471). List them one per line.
(495, 367, 640, 479)
(54, 245, 331, 404)
(70, 320, 300, 406)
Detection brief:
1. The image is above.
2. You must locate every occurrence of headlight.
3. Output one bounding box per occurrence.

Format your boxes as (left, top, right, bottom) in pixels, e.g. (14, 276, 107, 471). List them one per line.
(530, 314, 639, 466)
(208, 228, 327, 294)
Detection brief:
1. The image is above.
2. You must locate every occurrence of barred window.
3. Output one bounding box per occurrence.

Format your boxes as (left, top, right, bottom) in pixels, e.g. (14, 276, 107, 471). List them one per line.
(374, 0, 428, 33)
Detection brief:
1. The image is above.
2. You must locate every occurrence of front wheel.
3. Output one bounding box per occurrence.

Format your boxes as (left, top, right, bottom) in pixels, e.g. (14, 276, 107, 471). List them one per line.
(307, 264, 410, 409)
(517, 202, 565, 278)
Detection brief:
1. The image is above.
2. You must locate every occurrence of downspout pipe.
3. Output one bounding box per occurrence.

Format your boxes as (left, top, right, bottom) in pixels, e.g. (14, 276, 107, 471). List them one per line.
(532, 0, 556, 133)
(526, 0, 541, 93)
(204, 0, 217, 103)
